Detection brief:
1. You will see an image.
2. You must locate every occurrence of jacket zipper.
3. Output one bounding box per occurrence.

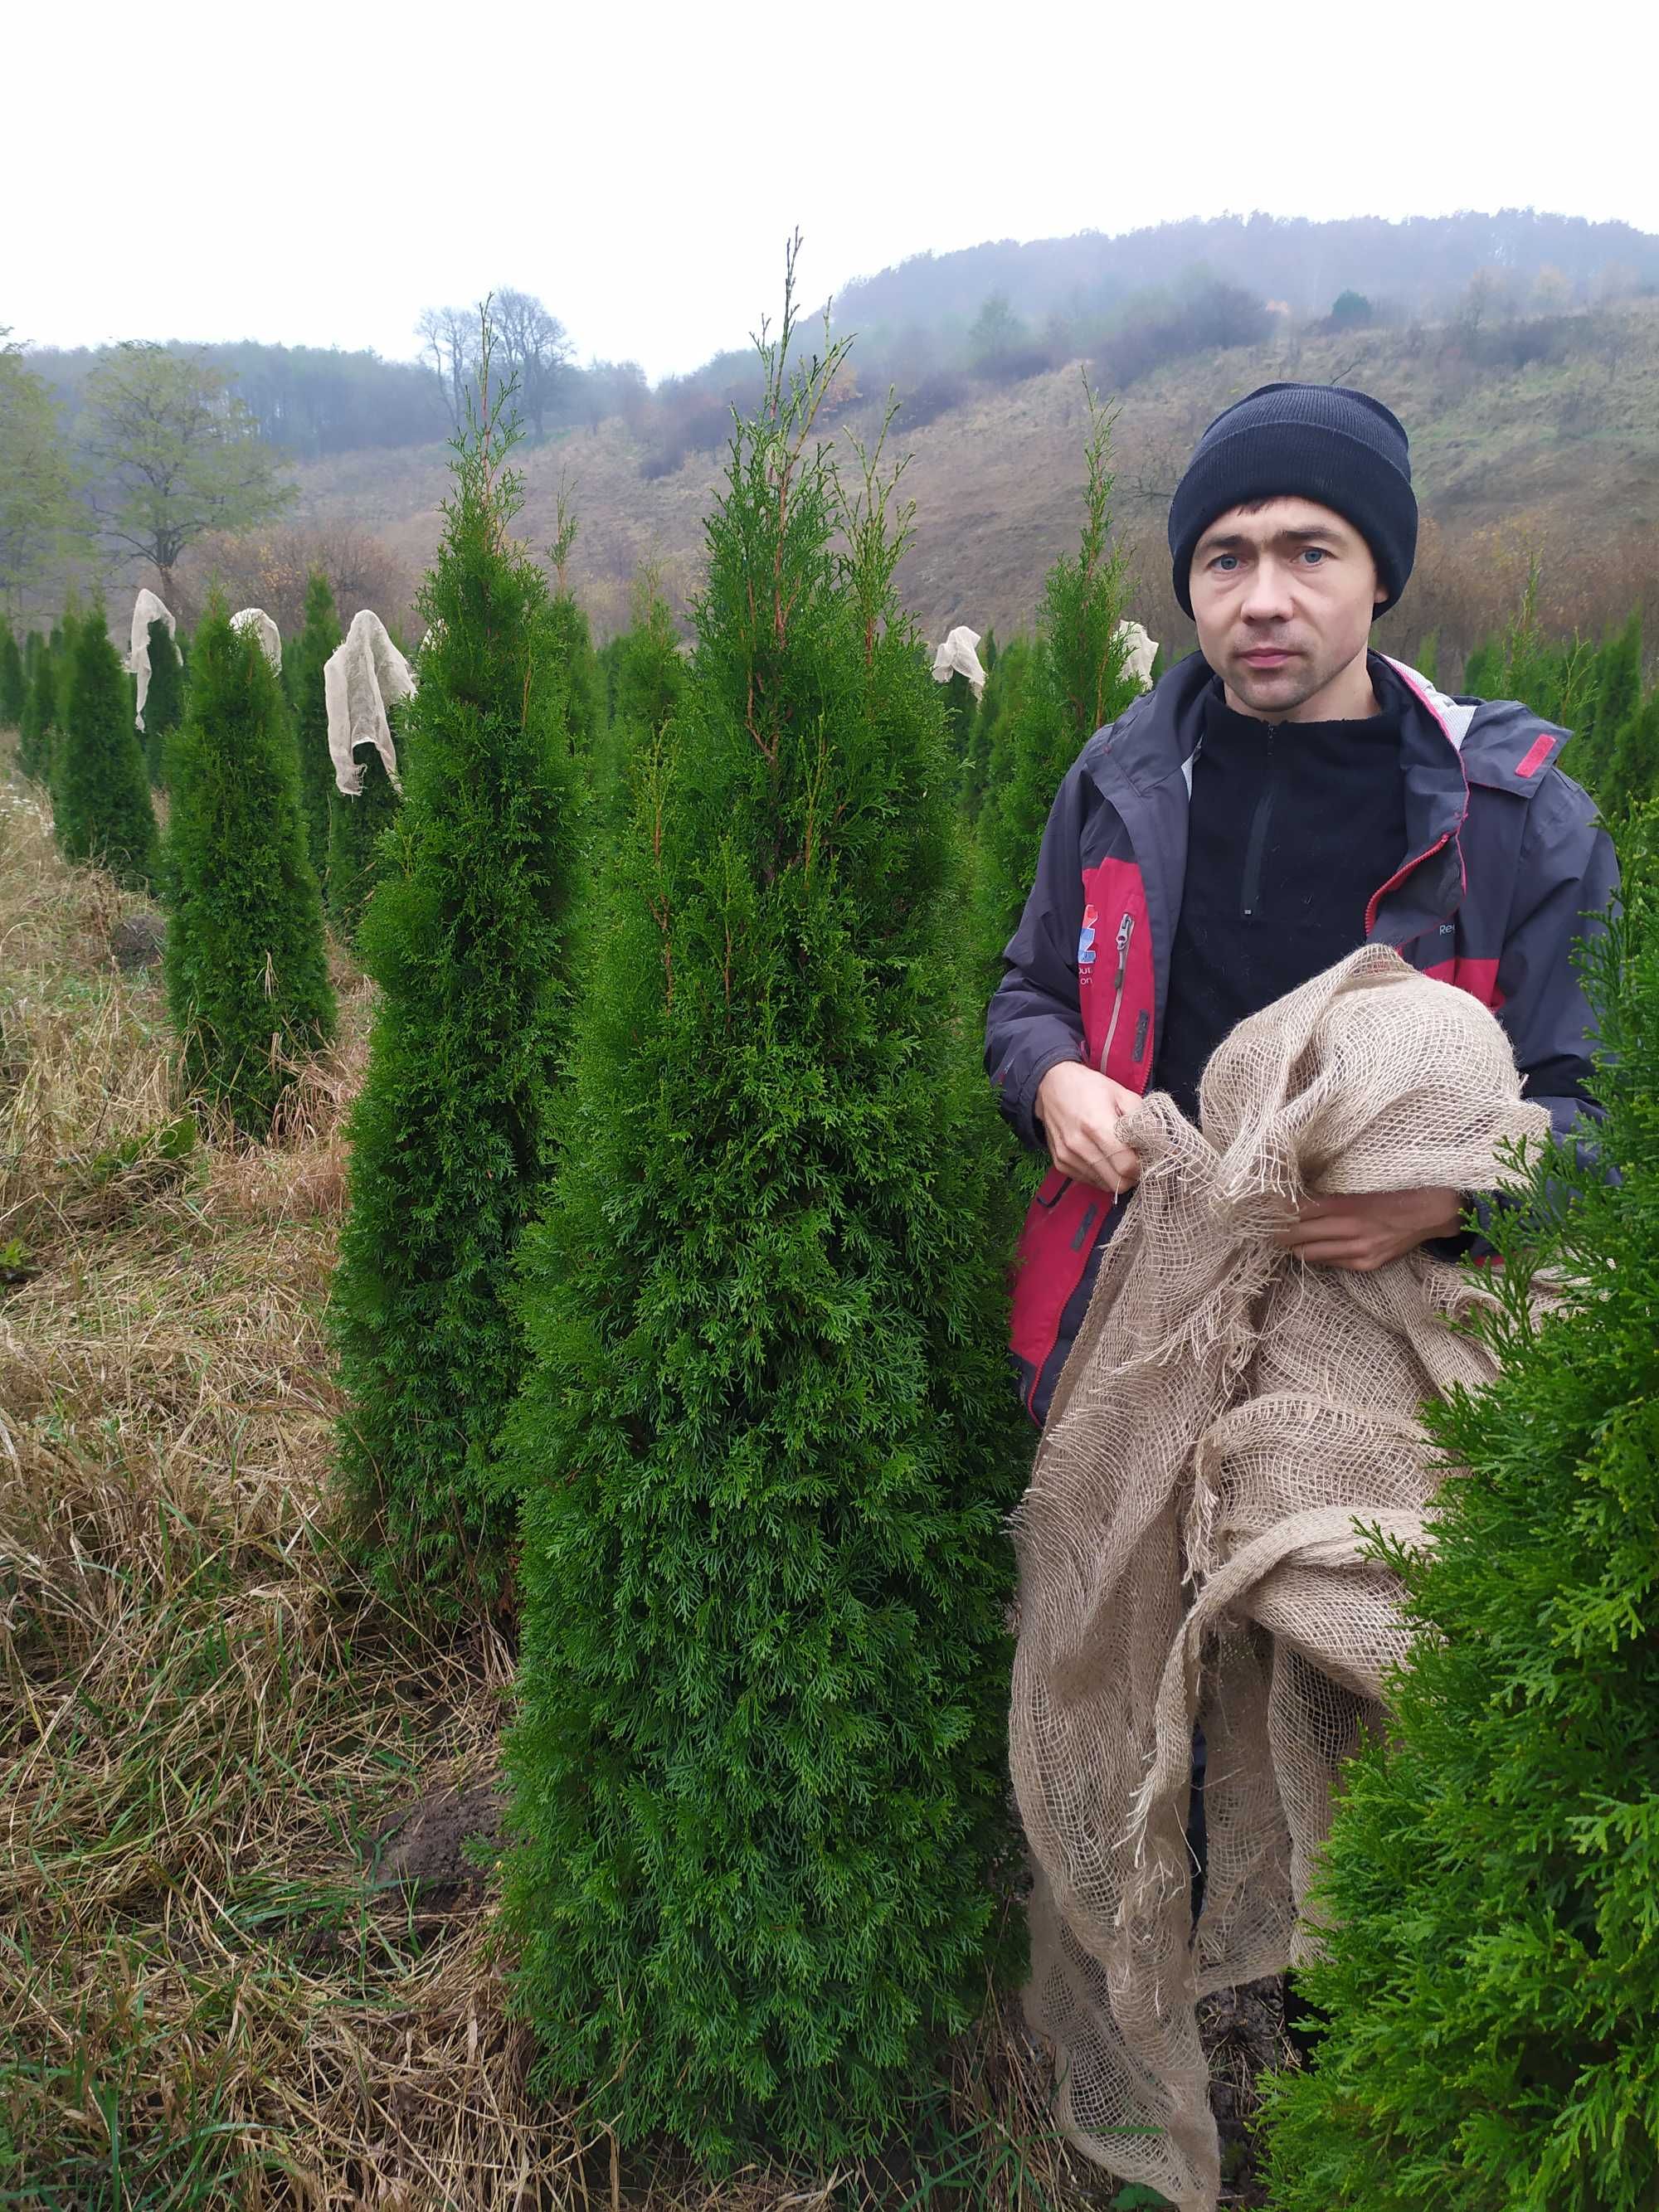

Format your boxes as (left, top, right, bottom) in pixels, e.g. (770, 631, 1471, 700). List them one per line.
(1365, 831, 1453, 936)
(1097, 911, 1134, 1073)
(1240, 732, 1277, 920)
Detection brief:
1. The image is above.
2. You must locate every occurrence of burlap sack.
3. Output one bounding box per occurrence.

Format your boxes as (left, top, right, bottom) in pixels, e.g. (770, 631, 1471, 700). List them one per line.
(1010, 945, 1550, 2210)
(324, 610, 416, 797)
(129, 589, 176, 732)
(231, 606, 282, 673)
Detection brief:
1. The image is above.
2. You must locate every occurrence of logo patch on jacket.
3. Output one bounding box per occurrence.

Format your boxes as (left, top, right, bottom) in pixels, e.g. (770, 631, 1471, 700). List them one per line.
(1078, 902, 1098, 975)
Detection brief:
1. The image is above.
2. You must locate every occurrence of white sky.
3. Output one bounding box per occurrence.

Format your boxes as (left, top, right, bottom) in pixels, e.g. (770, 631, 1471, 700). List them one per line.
(11, 0, 1656, 382)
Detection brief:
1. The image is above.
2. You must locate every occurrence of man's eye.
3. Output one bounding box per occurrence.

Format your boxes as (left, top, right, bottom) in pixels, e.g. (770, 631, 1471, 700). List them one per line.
(1211, 554, 1238, 571)
(1301, 547, 1329, 565)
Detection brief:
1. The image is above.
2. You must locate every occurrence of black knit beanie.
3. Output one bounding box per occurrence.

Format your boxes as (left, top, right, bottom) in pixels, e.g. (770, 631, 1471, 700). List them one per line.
(1167, 382, 1417, 618)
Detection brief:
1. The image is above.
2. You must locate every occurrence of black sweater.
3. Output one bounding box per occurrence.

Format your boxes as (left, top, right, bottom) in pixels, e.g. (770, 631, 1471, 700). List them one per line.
(1155, 689, 1408, 1121)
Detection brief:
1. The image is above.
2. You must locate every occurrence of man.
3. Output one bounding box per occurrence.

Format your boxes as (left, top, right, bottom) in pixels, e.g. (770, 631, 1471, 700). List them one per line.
(987, 381, 1617, 1424)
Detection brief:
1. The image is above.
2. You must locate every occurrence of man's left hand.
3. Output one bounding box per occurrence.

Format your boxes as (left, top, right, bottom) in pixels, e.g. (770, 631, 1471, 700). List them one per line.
(1274, 1187, 1466, 1271)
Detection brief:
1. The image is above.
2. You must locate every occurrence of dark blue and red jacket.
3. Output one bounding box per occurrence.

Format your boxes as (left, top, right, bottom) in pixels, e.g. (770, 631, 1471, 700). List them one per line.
(985, 650, 1618, 1425)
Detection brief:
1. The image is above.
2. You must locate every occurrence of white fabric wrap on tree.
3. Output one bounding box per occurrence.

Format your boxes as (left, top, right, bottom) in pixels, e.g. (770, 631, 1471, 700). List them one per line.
(129, 589, 176, 732)
(324, 610, 416, 797)
(931, 625, 987, 699)
(230, 607, 283, 673)
(1009, 945, 1550, 2212)
(1116, 618, 1158, 688)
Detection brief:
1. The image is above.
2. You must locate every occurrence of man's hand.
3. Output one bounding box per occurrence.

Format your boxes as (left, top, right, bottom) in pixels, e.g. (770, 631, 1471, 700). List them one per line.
(1035, 1061, 1145, 1195)
(1274, 1187, 1465, 1271)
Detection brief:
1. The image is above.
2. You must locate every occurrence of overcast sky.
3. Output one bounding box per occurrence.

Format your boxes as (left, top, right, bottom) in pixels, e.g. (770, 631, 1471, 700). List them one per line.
(12, 0, 1655, 382)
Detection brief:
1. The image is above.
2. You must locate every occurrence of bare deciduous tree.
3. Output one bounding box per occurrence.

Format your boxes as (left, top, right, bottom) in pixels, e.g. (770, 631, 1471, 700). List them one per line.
(491, 289, 573, 442)
(416, 307, 479, 431)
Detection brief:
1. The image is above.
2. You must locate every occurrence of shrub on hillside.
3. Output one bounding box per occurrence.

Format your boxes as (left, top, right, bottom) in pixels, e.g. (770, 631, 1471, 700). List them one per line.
(501, 283, 1027, 2166)
(162, 602, 333, 1135)
(896, 370, 970, 429)
(1262, 809, 1655, 2212)
(331, 342, 581, 1612)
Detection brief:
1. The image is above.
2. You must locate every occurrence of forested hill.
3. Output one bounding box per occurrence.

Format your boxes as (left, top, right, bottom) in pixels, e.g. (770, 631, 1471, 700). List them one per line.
(24, 209, 1659, 469)
(280, 294, 1659, 672)
(829, 210, 1659, 340)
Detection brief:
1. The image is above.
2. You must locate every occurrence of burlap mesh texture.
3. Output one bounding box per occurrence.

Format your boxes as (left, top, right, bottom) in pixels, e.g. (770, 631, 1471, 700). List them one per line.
(324, 610, 416, 796)
(128, 588, 176, 732)
(1009, 945, 1551, 2210)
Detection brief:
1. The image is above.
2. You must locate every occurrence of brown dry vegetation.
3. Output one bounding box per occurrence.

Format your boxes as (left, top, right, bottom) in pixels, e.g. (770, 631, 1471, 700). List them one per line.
(276, 302, 1659, 675)
(0, 761, 1148, 2210)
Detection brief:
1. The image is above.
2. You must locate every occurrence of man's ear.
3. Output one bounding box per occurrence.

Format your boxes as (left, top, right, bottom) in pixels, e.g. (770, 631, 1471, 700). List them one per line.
(1373, 584, 1389, 610)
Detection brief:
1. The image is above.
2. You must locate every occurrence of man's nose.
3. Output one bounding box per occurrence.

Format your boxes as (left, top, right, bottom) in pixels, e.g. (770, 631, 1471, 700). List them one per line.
(1239, 557, 1294, 623)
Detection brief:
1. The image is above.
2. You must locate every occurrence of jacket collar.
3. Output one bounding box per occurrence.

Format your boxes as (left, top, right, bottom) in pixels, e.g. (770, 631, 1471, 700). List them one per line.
(1082, 649, 1479, 949)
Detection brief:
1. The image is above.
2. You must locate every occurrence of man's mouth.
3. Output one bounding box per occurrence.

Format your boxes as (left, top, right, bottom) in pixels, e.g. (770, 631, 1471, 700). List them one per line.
(1239, 648, 1297, 668)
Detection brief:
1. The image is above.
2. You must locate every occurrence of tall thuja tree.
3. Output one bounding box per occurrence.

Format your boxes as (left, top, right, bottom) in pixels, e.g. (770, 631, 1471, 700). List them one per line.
(163, 603, 333, 1132)
(288, 571, 340, 879)
(331, 329, 580, 1610)
(1262, 809, 1657, 2212)
(974, 386, 1141, 988)
(938, 660, 979, 778)
(501, 269, 1026, 2166)
(599, 556, 685, 820)
(1603, 683, 1659, 817)
(0, 628, 23, 728)
(141, 616, 185, 786)
(56, 605, 158, 892)
(1563, 610, 1642, 799)
(961, 630, 1033, 829)
(327, 706, 407, 941)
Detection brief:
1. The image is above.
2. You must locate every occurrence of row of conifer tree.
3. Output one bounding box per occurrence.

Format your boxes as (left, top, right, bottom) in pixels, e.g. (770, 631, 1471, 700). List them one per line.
(2, 290, 1656, 2202)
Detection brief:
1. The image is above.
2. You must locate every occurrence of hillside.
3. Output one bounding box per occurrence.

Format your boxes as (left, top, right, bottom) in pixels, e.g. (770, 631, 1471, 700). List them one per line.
(828, 209, 1659, 337)
(279, 299, 1659, 662)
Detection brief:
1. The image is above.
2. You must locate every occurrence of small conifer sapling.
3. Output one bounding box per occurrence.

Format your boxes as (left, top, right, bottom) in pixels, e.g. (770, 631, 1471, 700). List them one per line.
(141, 617, 185, 786)
(55, 605, 158, 892)
(162, 602, 334, 1134)
(289, 571, 342, 881)
(974, 386, 1140, 988)
(0, 629, 24, 729)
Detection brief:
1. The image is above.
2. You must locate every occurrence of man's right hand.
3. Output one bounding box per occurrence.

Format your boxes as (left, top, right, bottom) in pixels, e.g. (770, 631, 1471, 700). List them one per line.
(1035, 1061, 1145, 1194)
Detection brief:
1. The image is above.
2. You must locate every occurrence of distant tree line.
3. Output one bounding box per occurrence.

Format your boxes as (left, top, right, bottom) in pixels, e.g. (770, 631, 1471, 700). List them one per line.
(832, 209, 1659, 342)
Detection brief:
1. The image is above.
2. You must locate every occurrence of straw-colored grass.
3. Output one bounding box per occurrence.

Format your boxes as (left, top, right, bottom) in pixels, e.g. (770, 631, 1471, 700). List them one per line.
(1, 763, 1113, 2211)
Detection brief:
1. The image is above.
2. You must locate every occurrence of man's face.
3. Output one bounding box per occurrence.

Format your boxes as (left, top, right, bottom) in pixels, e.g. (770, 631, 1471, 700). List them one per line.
(1188, 497, 1386, 720)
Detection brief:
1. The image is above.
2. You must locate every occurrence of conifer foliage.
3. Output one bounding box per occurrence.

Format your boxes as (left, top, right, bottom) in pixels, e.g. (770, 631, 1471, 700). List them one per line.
(1262, 814, 1657, 2211)
(141, 616, 185, 786)
(502, 261, 1025, 2167)
(54, 605, 158, 892)
(288, 571, 341, 879)
(600, 557, 685, 819)
(974, 387, 1141, 983)
(162, 602, 334, 1134)
(331, 327, 580, 1610)
(17, 651, 53, 782)
(0, 627, 23, 728)
(326, 740, 401, 940)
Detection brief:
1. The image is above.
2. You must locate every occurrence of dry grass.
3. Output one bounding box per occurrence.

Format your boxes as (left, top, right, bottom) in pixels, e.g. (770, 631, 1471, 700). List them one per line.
(0, 767, 1109, 2210)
